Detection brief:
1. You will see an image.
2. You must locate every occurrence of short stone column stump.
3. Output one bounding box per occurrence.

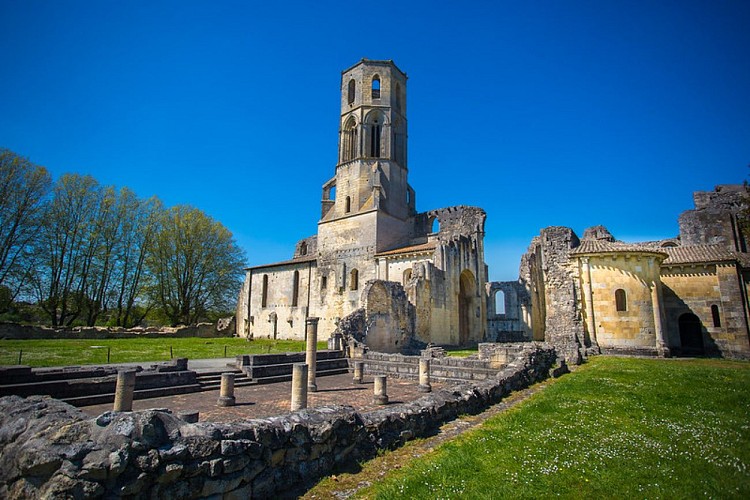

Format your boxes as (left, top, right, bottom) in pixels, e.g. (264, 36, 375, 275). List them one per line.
(113, 370, 136, 412)
(217, 372, 236, 407)
(291, 363, 308, 411)
(418, 358, 432, 393)
(373, 375, 389, 405)
(352, 361, 364, 384)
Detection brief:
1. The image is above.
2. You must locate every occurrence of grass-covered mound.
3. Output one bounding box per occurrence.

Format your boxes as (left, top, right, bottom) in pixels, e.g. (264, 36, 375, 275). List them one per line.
(362, 356, 750, 499)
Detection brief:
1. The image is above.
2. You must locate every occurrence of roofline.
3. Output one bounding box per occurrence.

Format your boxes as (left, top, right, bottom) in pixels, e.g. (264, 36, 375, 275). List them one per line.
(341, 58, 408, 79)
(245, 256, 317, 271)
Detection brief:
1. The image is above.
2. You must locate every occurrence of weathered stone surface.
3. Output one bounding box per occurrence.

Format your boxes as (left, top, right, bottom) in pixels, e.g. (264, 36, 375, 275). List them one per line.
(0, 345, 556, 498)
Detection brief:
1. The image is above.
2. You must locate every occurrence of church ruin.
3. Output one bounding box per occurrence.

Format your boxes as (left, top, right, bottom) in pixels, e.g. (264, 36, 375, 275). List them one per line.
(236, 59, 750, 361)
(236, 59, 488, 351)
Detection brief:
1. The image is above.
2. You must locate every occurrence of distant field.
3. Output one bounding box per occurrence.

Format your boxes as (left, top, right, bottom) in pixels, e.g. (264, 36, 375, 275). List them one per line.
(357, 357, 750, 499)
(0, 338, 326, 367)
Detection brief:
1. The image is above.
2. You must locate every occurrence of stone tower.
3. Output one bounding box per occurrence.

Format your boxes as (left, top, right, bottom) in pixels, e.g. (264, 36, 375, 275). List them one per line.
(317, 60, 416, 302)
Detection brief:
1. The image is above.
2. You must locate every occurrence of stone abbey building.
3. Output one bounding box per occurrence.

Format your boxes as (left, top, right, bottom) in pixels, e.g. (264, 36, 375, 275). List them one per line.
(237, 59, 750, 361)
(236, 59, 488, 351)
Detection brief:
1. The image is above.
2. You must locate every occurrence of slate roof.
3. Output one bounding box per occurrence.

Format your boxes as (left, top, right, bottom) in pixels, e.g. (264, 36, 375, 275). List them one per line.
(570, 239, 747, 267)
(375, 241, 437, 258)
(246, 254, 317, 271)
(570, 239, 669, 257)
(661, 245, 741, 265)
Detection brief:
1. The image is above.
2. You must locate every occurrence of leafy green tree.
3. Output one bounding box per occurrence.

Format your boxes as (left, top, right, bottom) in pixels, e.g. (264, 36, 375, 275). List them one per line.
(148, 205, 246, 326)
(0, 149, 51, 299)
(112, 190, 162, 327)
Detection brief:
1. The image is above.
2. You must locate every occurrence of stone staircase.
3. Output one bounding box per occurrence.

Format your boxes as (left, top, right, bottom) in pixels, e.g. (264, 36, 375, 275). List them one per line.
(237, 350, 350, 384)
(195, 369, 256, 391)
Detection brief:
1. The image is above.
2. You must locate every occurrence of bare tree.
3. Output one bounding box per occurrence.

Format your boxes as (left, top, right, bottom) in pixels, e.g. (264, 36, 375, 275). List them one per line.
(148, 205, 246, 326)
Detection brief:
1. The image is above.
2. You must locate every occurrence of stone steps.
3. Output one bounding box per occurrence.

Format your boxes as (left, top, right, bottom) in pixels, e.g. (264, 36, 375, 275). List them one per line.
(195, 370, 256, 391)
(61, 383, 203, 407)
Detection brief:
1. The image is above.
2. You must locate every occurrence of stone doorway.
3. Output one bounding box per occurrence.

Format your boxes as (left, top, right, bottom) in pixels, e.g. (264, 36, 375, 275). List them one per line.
(679, 313, 704, 355)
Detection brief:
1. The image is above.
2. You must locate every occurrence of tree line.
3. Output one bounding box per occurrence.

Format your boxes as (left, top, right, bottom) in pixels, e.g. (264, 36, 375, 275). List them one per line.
(0, 148, 246, 327)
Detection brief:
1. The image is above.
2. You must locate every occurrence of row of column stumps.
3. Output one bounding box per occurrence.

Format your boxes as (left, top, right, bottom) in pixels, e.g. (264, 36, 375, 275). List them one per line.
(112, 332, 434, 415)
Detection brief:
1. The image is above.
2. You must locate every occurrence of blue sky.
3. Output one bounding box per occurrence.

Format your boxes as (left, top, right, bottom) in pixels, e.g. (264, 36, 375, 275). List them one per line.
(1, 0, 748, 281)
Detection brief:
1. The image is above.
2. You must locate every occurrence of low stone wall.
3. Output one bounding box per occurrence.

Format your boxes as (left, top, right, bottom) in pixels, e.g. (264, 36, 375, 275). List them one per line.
(0, 321, 235, 340)
(0, 344, 558, 499)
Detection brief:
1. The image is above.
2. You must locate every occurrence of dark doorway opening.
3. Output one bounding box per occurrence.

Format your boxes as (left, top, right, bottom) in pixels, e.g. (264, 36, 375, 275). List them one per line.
(679, 313, 704, 355)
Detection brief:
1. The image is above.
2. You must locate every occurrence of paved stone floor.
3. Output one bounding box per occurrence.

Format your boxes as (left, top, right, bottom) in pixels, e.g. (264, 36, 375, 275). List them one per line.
(80, 373, 443, 422)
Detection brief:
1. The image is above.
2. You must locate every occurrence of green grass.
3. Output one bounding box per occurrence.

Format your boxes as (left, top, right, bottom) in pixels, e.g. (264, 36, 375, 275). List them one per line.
(0, 338, 326, 367)
(360, 357, 750, 499)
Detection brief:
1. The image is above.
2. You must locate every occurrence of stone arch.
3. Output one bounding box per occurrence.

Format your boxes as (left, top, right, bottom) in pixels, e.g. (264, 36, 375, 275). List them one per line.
(428, 216, 440, 234)
(459, 269, 477, 345)
(402, 268, 412, 285)
(494, 289, 505, 315)
(371, 74, 380, 99)
(342, 116, 358, 162)
(679, 313, 704, 355)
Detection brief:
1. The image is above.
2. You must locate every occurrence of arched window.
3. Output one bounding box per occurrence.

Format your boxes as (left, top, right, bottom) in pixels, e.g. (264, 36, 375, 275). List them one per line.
(403, 268, 412, 285)
(369, 120, 381, 157)
(345, 196, 351, 213)
(292, 270, 299, 307)
(430, 217, 439, 234)
(495, 290, 506, 315)
(261, 275, 269, 308)
(350, 268, 359, 290)
(711, 304, 721, 327)
(371, 75, 380, 99)
(615, 289, 627, 312)
(343, 117, 357, 162)
(299, 242, 307, 256)
(347, 79, 355, 104)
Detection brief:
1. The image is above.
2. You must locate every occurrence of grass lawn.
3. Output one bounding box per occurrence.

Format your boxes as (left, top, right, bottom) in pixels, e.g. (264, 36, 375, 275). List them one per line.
(0, 338, 326, 367)
(360, 356, 750, 499)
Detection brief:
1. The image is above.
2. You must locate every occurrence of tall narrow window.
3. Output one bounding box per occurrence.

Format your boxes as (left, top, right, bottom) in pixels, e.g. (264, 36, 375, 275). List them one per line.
(321, 275, 327, 290)
(371, 75, 380, 99)
(299, 242, 307, 256)
(347, 79, 355, 104)
(370, 122, 381, 157)
(345, 196, 351, 213)
(495, 290, 506, 315)
(350, 269, 359, 291)
(292, 270, 299, 307)
(261, 275, 269, 308)
(395, 82, 401, 110)
(615, 289, 627, 312)
(711, 304, 721, 327)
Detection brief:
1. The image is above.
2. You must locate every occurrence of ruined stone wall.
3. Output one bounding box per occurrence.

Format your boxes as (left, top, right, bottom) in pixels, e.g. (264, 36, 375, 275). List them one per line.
(0, 344, 557, 499)
(486, 281, 532, 342)
(0, 322, 233, 340)
(679, 184, 749, 252)
(361, 280, 414, 353)
(519, 227, 585, 363)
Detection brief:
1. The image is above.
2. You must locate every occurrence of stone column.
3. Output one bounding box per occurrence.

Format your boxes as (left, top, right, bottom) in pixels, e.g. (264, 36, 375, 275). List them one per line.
(373, 375, 388, 405)
(113, 370, 136, 412)
(217, 372, 236, 407)
(352, 361, 364, 384)
(418, 358, 432, 393)
(649, 258, 669, 357)
(580, 257, 597, 346)
(305, 317, 319, 392)
(291, 363, 308, 411)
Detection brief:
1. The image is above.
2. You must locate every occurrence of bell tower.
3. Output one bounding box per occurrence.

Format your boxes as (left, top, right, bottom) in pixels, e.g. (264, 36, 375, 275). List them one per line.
(320, 59, 415, 227)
